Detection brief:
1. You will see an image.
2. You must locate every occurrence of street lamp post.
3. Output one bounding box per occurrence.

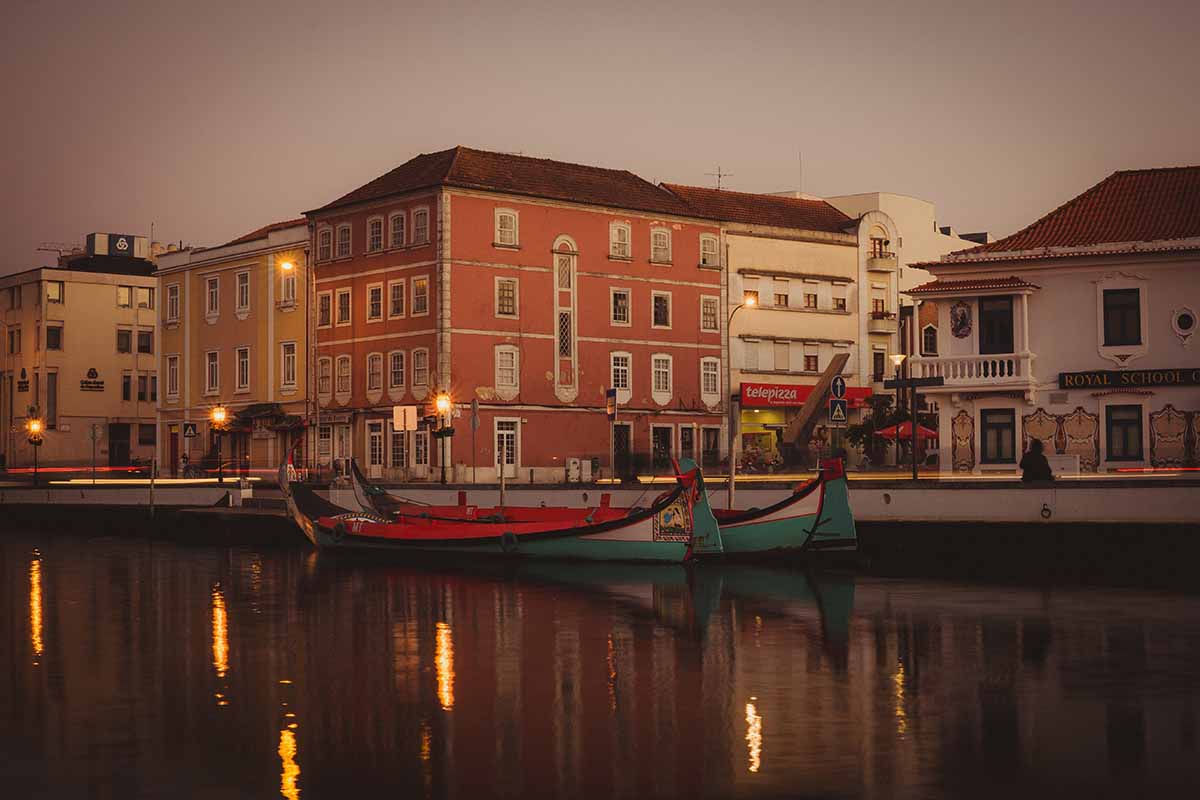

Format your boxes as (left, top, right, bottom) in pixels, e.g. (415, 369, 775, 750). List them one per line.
(435, 392, 452, 484)
(27, 417, 44, 487)
(279, 256, 314, 481)
(889, 354, 918, 481)
(726, 295, 757, 509)
(211, 406, 227, 484)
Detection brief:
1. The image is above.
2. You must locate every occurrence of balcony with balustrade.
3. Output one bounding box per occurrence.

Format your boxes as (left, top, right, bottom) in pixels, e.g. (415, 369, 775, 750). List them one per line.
(909, 351, 1037, 394)
(867, 310, 898, 334)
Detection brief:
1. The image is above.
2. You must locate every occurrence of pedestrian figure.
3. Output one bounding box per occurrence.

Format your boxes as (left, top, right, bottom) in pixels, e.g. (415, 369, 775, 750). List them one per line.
(1019, 439, 1054, 483)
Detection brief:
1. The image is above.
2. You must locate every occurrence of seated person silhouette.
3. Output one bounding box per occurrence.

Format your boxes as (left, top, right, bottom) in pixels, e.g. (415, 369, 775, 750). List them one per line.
(1019, 439, 1054, 483)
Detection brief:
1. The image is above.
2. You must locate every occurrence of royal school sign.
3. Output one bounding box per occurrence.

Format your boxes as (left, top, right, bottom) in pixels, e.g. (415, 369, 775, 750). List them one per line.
(1059, 367, 1200, 389)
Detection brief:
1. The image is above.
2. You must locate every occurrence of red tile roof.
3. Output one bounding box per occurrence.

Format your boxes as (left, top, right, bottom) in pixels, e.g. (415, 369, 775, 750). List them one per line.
(942, 166, 1200, 262)
(662, 183, 853, 233)
(222, 218, 307, 247)
(310, 146, 699, 218)
(907, 276, 1041, 295)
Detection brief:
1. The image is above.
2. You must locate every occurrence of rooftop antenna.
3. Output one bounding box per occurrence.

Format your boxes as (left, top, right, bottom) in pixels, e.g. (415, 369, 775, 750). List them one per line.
(705, 165, 732, 190)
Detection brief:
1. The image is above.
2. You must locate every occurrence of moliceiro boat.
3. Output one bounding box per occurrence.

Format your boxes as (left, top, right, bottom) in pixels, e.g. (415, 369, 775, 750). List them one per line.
(280, 456, 725, 562)
(331, 457, 858, 559)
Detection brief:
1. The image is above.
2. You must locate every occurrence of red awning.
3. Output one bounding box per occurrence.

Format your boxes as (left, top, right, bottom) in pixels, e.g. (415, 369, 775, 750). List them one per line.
(741, 381, 872, 408)
(875, 422, 938, 440)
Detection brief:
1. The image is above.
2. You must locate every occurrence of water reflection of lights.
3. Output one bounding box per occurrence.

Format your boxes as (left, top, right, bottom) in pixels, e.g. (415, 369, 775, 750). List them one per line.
(435, 622, 455, 710)
(894, 662, 908, 736)
(278, 727, 301, 800)
(745, 698, 763, 773)
(606, 634, 617, 710)
(30, 552, 44, 662)
(211, 585, 229, 679)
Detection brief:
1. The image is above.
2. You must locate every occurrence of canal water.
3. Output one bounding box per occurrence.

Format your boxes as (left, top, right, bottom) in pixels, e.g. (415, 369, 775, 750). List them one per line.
(4, 529, 1200, 799)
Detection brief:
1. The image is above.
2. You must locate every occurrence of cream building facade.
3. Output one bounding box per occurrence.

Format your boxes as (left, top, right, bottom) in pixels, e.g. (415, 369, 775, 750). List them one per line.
(156, 220, 311, 477)
(1, 239, 159, 470)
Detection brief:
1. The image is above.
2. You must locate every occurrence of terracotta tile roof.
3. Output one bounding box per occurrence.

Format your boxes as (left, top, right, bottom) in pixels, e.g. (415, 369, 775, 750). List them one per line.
(907, 276, 1041, 295)
(662, 183, 853, 233)
(222, 218, 307, 247)
(310, 146, 699, 218)
(939, 166, 1200, 263)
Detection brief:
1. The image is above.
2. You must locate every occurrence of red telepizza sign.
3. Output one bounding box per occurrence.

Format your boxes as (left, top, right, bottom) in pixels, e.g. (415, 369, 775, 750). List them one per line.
(740, 382, 872, 408)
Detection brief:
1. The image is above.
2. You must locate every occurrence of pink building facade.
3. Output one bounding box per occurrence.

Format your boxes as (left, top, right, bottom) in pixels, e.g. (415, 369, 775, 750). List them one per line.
(309, 147, 727, 482)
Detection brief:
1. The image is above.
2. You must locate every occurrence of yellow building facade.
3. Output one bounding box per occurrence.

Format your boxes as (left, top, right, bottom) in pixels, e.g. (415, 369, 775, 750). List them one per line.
(156, 220, 311, 477)
(1, 252, 159, 470)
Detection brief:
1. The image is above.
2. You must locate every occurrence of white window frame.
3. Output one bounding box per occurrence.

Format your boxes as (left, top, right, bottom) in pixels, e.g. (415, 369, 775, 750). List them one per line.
(235, 270, 251, 313)
(204, 350, 219, 395)
(610, 287, 631, 327)
(235, 346, 250, 393)
(317, 227, 333, 262)
(317, 356, 333, 397)
(389, 211, 406, 249)
(165, 283, 180, 323)
(366, 282, 384, 322)
(388, 350, 406, 392)
(317, 290, 332, 328)
(495, 344, 519, 399)
(651, 353, 673, 405)
(280, 268, 297, 307)
(494, 208, 519, 248)
(699, 234, 719, 267)
(366, 216, 384, 253)
(412, 347, 429, 387)
(743, 338, 760, 371)
(700, 357, 720, 404)
(281, 341, 298, 390)
(366, 352, 383, 393)
(494, 276, 519, 319)
(413, 207, 430, 245)
(335, 287, 352, 326)
(700, 295, 719, 333)
(335, 355, 352, 398)
(921, 324, 939, 356)
(609, 221, 632, 260)
(117, 284, 133, 308)
(166, 354, 180, 399)
(205, 276, 219, 320)
(650, 227, 672, 264)
(651, 290, 672, 330)
(610, 351, 632, 404)
(387, 279, 406, 319)
(414, 429, 430, 466)
(1096, 277, 1149, 365)
(412, 275, 430, 317)
(335, 223, 352, 259)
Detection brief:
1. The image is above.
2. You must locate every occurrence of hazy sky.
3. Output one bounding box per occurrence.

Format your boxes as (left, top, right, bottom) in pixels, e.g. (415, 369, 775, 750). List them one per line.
(3, 0, 1198, 271)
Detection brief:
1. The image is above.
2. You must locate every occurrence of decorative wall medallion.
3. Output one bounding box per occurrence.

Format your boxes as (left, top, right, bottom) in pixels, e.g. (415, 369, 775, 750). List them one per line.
(1171, 307, 1196, 348)
(1022, 408, 1059, 454)
(950, 302, 972, 339)
(1149, 404, 1188, 467)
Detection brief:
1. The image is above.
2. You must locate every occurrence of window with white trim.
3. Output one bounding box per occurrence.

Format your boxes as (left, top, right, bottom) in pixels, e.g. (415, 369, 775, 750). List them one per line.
(495, 209, 518, 246)
(700, 235, 719, 267)
(317, 291, 332, 327)
(610, 222, 631, 259)
(389, 212, 406, 249)
(280, 269, 296, 305)
(367, 217, 383, 253)
(166, 355, 180, 398)
(317, 357, 332, 395)
(388, 279, 405, 318)
(281, 341, 297, 389)
(236, 271, 250, 311)
(611, 352, 631, 392)
(744, 340, 760, 371)
(367, 353, 383, 391)
(701, 296, 719, 332)
(336, 355, 352, 394)
(652, 354, 672, 399)
(206, 277, 219, 316)
(318, 424, 332, 457)
(610, 288, 630, 326)
(412, 276, 429, 315)
(367, 284, 383, 321)
(495, 345, 519, 389)
(389, 351, 405, 390)
(650, 228, 671, 263)
(236, 346, 250, 391)
(389, 422, 406, 468)
(921, 324, 938, 356)
(496, 277, 518, 317)
(412, 348, 429, 387)
(335, 224, 351, 258)
(414, 430, 429, 465)
(413, 208, 429, 244)
(317, 229, 332, 261)
(205, 351, 219, 394)
(652, 292, 671, 329)
(336, 288, 351, 325)
(166, 284, 180, 323)
(700, 357, 720, 399)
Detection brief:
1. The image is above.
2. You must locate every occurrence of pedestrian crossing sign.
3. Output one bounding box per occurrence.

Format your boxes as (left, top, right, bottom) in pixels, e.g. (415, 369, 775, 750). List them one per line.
(829, 398, 848, 425)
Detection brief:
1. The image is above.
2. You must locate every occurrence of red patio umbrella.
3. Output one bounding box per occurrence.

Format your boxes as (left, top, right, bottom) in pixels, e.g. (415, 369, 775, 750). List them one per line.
(875, 421, 938, 440)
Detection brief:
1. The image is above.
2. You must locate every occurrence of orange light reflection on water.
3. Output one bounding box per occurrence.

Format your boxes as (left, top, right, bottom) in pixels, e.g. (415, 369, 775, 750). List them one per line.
(745, 698, 763, 773)
(211, 585, 229, 679)
(278, 727, 300, 800)
(30, 552, 44, 662)
(435, 622, 454, 710)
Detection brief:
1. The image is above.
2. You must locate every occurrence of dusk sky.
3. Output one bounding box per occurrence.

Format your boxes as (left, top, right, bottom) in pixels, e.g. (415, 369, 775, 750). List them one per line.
(3, 0, 1198, 271)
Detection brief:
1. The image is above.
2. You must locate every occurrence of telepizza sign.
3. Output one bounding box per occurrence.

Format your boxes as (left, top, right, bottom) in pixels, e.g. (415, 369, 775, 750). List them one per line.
(740, 382, 872, 408)
(1059, 368, 1200, 389)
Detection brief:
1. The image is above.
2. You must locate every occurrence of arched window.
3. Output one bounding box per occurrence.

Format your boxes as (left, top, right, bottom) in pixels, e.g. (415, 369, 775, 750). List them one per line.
(367, 217, 383, 253)
(494, 209, 518, 247)
(700, 235, 719, 267)
(921, 324, 938, 356)
(609, 221, 631, 259)
(389, 212, 406, 249)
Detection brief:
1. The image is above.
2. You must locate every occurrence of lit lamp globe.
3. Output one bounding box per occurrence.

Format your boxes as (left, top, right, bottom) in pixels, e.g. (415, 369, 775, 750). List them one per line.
(743, 294, 756, 307)
(28, 418, 43, 436)
(279, 260, 295, 272)
(435, 393, 452, 415)
(211, 406, 227, 427)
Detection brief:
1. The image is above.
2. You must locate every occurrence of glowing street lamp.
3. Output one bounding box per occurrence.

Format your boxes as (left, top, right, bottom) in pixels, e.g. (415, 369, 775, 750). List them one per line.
(435, 393, 452, 415)
(211, 406, 228, 484)
(279, 260, 295, 272)
(26, 417, 44, 487)
(434, 393, 453, 484)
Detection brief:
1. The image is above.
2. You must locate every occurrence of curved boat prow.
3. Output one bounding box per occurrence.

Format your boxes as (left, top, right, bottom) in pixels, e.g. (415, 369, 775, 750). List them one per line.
(806, 458, 857, 553)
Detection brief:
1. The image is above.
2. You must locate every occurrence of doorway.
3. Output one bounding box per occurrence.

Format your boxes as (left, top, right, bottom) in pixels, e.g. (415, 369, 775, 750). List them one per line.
(979, 296, 1014, 354)
(168, 425, 179, 477)
(108, 423, 131, 467)
(679, 425, 695, 463)
(651, 425, 673, 472)
(367, 421, 385, 479)
(701, 427, 721, 468)
(495, 419, 518, 479)
(613, 423, 632, 480)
